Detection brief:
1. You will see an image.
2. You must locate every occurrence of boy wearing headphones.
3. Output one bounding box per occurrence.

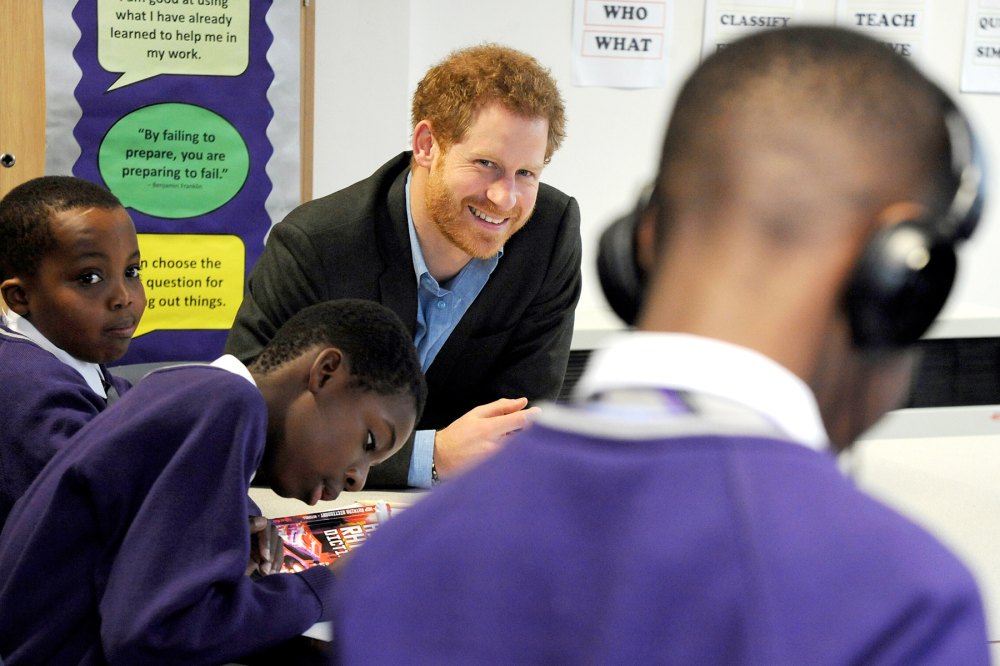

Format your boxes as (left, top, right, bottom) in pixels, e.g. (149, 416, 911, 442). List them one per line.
(331, 27, 990, 663)
(0, 176, 144, 528)
(0, 299, 425, 665)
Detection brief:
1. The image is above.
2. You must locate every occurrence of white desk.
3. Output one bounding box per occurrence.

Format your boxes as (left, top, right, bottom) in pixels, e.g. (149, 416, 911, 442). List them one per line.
(246, 487, 428, 647)
(852, 405, 1000, 659)
(249, 487, 427, 519)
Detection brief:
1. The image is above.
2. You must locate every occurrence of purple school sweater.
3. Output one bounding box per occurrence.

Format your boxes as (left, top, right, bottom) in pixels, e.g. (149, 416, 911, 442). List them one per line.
(0, 364, 335, 665)
(0, 324, 131, 527)
(333, 403, 990, 665)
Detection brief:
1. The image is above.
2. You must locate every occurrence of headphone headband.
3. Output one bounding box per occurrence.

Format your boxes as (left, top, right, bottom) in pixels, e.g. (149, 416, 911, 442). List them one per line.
(942, 105, 985, 241)
(596, 93, 987, 349)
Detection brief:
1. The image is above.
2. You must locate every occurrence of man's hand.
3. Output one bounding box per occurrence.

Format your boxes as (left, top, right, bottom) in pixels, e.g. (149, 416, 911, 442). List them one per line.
(247, 515, 284, 577)
(434, 397, 539, 480)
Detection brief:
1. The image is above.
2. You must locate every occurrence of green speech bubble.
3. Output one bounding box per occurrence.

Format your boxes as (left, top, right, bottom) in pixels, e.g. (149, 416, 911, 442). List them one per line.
(99, 103, 249, 219)
(98, 0, 250, 91)
(134, 233, 245, 337)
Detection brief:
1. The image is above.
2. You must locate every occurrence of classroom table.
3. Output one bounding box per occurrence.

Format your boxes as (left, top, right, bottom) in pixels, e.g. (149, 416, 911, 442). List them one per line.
(249, 487, 427, 519)
(233, 487, 428, 665)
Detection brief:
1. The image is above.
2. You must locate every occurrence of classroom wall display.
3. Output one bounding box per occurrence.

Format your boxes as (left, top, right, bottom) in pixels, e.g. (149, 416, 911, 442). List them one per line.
(835, 0, 930, 61)
(701, 0, 803, 57)
(43, 0, 301, 364)
(961, 0, 1000, 93)
(571, 0, 675, 87)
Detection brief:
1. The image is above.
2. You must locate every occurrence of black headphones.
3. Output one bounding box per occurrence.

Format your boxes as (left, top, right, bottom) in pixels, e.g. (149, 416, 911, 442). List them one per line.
(844, 99, 985, 349)
(596, 182, 654, 325)
(597, 96, 986, 350)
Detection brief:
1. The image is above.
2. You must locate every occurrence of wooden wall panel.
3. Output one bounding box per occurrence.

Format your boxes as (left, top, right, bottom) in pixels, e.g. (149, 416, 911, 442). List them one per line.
(0, 2, 46, 198)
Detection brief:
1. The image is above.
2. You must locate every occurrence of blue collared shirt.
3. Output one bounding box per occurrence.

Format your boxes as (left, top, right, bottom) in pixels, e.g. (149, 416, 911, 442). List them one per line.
(404, 173, 501, 487)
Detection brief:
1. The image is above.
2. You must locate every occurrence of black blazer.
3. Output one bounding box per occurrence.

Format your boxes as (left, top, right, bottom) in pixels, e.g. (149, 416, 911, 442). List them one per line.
(225, 152, 583, 487)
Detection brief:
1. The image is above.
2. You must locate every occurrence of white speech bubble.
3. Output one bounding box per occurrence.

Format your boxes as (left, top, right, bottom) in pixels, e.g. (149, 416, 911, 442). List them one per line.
(98, 0, 250, 91)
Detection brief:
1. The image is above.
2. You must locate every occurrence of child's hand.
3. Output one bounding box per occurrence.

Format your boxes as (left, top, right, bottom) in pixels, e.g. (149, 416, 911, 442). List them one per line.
(246, 515, 284, 577)
(325, 550, 354, 576)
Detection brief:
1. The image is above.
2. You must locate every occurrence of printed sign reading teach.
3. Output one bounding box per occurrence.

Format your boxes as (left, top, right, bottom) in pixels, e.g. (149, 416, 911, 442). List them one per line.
(835, 0, 928, 60)
(98, 0, 250, 90)
(135, 233, 245, 337)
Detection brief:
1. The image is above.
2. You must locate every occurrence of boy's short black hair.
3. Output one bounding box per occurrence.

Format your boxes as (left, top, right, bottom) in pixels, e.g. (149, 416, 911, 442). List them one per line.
(251, 299, 427, 416)
(0, 176, 124, 280)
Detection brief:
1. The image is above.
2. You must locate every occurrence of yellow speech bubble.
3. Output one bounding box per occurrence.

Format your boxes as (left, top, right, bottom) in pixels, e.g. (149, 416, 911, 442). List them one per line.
(98, 0, 250, 91)
(135, 233, 245, 337)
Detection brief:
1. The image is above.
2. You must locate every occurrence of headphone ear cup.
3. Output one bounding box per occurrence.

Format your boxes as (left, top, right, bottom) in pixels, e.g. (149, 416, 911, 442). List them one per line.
(844, 220, 957, 349)
(597, 208, 645, 326)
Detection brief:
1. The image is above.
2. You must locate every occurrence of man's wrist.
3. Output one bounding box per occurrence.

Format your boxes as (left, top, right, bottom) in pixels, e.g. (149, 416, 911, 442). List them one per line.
(431, 457, 441, 486)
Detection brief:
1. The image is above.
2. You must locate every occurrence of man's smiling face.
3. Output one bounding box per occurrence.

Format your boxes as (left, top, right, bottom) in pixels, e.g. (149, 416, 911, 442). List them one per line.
(423, 103, 549, 260)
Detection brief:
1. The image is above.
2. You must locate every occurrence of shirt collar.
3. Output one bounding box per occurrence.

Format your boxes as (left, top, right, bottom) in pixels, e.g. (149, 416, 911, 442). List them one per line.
(210, 354, 256, 385)
(2, 310, 108, 397)
(404, 172, 502, 287)
(210, 354, 258, 484)
(575, 332, 831, 451)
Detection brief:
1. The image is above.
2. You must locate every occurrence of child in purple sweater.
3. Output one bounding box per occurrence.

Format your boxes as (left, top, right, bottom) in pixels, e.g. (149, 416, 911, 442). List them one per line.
(0, 176, 144, 526)
(0, 298, 426, 665)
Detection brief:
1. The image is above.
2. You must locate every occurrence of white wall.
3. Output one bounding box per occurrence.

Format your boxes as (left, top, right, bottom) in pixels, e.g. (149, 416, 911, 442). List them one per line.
(313, 0, 1000, 342)
(312, 2, 411, 195)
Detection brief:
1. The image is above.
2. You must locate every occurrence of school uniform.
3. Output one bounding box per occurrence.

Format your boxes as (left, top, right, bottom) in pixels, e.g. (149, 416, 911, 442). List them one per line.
(0, 319, 130, 527)
(332, 333, 990, 664)
(0, 360, 335, 665)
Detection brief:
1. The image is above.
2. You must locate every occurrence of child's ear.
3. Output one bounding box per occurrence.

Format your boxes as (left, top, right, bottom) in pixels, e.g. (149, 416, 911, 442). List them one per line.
(0, 278, 30, 316)
(308, 347, 345, 394)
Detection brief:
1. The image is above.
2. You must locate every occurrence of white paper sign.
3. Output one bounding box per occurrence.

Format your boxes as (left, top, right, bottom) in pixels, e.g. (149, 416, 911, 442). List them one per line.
(571, 0, 674, 88)
(835, 0, 929, 61)
(702, 0, 801, 58)
(961, 0, 1000, 93)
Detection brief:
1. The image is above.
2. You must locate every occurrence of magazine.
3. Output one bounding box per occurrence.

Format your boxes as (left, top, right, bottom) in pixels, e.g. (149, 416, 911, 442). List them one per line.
(272, 502, 401, 572)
